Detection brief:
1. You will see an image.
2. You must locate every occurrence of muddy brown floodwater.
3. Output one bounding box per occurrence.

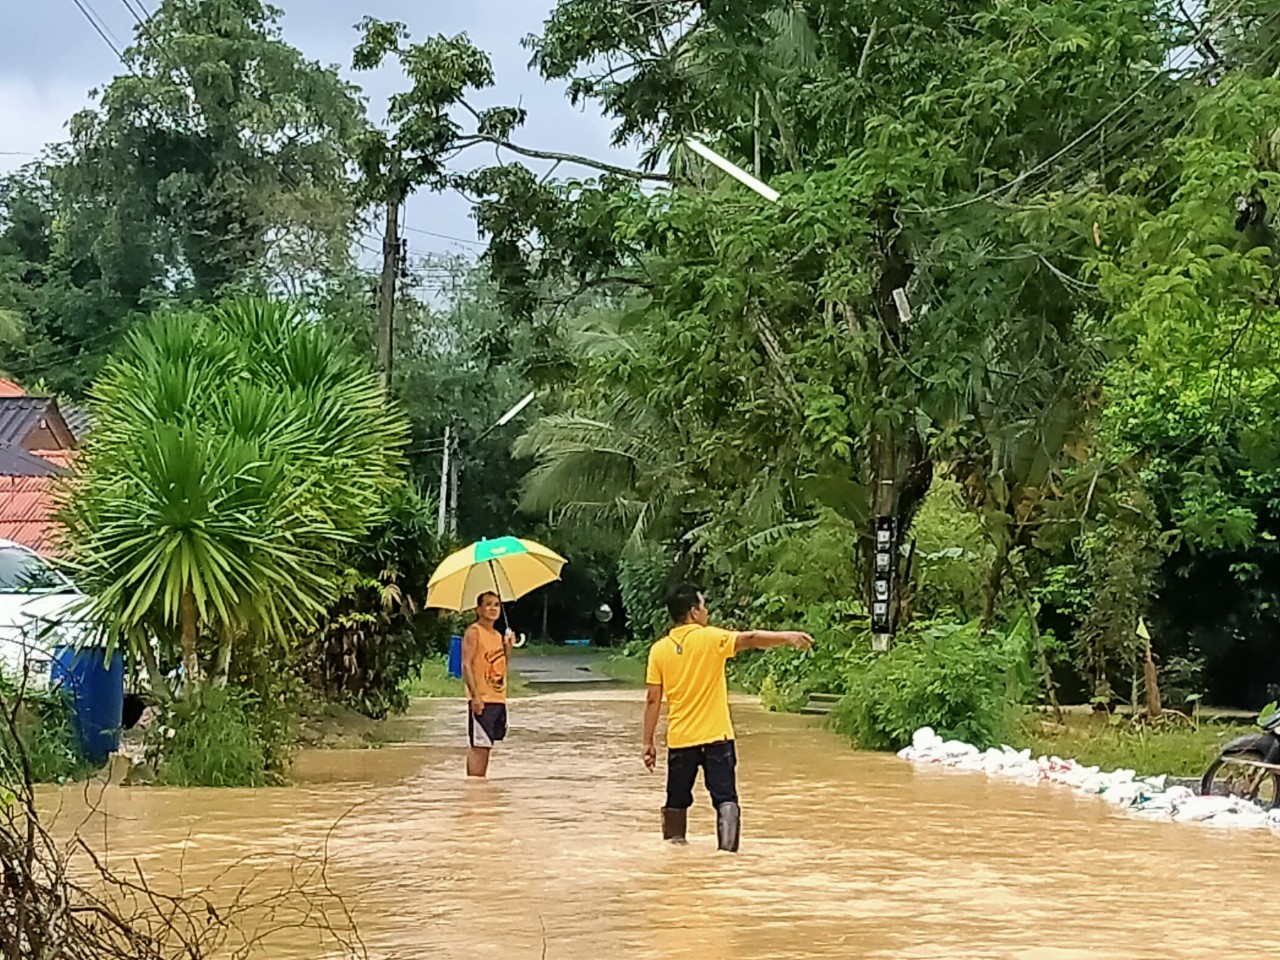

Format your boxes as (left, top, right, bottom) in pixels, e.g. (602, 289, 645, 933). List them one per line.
(40, 690, 1280, 959)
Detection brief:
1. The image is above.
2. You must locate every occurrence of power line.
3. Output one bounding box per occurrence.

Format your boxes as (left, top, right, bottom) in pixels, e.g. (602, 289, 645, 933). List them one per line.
(67, 0, 125, 62)
(118, 0, 147, 28)
(401, 224, 487, 248)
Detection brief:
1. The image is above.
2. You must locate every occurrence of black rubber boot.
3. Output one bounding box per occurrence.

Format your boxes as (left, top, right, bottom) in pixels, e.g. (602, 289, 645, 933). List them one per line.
(716, 802, 741, 852)
(661, 807, 688, 844)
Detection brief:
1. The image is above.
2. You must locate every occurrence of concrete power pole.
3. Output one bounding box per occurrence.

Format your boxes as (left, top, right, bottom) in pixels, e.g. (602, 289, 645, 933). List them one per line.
(437, 424, 451, 539)
(448, 428, 459, 538)
(377, 195, 402, 389)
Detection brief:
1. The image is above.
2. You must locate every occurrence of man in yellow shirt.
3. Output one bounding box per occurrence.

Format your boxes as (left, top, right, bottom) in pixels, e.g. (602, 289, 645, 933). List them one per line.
(643, 584, 813, 851)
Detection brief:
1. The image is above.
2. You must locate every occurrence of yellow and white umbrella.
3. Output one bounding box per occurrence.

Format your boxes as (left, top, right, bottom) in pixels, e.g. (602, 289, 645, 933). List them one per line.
(425, 536, 567, 612)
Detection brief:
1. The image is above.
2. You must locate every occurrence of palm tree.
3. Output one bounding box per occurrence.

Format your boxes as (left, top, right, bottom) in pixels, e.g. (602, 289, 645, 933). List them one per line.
(58, 298, 406, 696)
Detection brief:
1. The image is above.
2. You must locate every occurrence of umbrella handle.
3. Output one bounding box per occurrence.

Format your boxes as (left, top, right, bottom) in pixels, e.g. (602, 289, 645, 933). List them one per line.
(499, 603, 527, 649)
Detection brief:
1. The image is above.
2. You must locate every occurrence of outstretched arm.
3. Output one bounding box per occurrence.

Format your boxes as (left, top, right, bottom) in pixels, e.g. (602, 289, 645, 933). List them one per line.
(734, 630, 814, 656)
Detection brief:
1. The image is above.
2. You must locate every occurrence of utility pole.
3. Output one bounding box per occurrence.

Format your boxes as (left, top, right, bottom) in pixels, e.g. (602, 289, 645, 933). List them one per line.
(437, 424, 451, 538)
(448, 427, 459, 538)
(377, 193, 402, 389)
(439, 393, 536, 542)
(753, 92, 762, 177)
(869, 288, 914, 653)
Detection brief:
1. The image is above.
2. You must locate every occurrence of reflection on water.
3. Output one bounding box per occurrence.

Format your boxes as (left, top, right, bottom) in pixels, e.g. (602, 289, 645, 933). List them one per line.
(45, 691, 1280, 958)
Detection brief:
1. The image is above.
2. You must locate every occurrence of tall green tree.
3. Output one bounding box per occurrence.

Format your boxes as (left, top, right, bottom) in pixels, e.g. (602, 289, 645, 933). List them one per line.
(0, 167, 140, 395)
(499, 0, 1174, 635)
(59, 0, 365, 301)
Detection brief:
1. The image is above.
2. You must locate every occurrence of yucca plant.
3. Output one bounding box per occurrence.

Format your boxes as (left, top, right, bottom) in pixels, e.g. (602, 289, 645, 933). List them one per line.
(58, 298, 407, 697)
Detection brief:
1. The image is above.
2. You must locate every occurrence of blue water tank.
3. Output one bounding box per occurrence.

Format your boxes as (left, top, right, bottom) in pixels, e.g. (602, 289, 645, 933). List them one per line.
(447, 635, 463, 679)
(51, 646, 124, 765)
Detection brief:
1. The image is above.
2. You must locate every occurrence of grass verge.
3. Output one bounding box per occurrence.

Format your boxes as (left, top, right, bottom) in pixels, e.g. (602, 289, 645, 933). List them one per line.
(1009, 712, 1254, 779)
(400, 656, 530, 699)
(596, 654, 647, 686)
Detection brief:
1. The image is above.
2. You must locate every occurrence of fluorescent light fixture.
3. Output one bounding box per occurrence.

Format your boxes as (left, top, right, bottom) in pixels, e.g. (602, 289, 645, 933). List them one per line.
(684, 138, 781, 203)
(495, 390, 536, 428)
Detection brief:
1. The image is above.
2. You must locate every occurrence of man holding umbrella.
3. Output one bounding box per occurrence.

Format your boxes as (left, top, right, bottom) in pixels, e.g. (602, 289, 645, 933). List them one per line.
(462, 591, 515, 778)
(425, 536, 568, 779)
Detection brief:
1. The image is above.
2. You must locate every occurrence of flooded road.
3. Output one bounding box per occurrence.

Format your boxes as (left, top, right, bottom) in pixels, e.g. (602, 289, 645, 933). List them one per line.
(46, 691, 1280, 958)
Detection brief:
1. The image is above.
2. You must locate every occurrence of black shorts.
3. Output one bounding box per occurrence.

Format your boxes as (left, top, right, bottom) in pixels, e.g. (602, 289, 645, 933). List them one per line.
(468, 703, 507, 748)
(666, 740, 738, 809)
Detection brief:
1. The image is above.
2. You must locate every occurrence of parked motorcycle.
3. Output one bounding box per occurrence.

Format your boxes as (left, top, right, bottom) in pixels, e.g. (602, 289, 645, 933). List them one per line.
(1201, 708, 1280, 807)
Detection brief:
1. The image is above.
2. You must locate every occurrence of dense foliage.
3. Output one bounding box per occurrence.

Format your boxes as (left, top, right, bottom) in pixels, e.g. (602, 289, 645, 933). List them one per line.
(4, 0, 1280, 786)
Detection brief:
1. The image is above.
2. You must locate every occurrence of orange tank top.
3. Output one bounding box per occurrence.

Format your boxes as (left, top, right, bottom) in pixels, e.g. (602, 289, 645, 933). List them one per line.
(469, 624, 508, 703)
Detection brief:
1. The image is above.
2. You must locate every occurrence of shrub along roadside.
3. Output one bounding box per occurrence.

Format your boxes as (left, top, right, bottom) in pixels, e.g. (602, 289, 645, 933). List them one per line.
(0, 680, 87, 784)
(830, 620, 1031, 752)
(150, 687, 269, 788)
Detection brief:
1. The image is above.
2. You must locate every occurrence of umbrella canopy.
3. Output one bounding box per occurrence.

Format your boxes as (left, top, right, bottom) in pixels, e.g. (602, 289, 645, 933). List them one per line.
(425, 536, 567, 612)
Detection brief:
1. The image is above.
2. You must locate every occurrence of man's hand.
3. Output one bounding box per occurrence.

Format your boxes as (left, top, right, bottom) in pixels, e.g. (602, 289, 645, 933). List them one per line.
(787, 632, 815, 651)
(503, 628, 516, 650)
(643, 742, 657, 771)
(471, 697, 485, 716)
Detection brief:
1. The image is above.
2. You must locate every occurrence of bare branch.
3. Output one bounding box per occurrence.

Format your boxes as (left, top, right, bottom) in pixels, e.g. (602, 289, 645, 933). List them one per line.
(454, 134, 671, 182)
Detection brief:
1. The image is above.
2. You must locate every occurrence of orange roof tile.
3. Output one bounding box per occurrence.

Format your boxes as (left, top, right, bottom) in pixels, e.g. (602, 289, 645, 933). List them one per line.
(0, 475, 63, 556)
(30, 449, 77, 470)
(0, 380, 25, 398)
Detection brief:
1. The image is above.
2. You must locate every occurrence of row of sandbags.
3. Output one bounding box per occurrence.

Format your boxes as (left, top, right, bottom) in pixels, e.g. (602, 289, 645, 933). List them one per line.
(898, 727, 1280, 830)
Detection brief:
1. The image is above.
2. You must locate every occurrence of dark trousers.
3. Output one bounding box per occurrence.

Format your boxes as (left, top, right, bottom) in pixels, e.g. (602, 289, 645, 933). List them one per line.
(666, 740, 738, 809)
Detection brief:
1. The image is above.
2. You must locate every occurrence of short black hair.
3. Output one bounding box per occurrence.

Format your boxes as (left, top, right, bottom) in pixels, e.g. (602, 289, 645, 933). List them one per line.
(666, 583, 703, 623)
(476, 591, 500, 607)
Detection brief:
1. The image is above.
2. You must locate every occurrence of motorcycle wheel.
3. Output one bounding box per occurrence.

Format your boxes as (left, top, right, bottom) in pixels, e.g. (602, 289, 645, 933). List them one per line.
(1201, 751, 1280, 808)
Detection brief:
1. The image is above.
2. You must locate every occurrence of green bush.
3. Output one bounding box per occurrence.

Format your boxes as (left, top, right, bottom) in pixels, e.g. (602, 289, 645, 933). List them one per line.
(729, 619, 867, 704)
(0, 681, 86, 783)
(153, 687, 268, 787)
(832, 620, 1028, 751)
(309, 485, 449, 719)
(618, 542, 676, 642)
(909, 482, 995, 621)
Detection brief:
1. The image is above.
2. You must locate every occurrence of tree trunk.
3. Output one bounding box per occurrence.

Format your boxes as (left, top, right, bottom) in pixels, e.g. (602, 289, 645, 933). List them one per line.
(981, 534, 1010, 633)
(132, 631, 171, 704)
(180, 587, 199, 696)
(1143, 634, 1163, 720)
(377, 189, 402, 389)
(1015, 575, 1061, 722)
(212, 626, 235, 689)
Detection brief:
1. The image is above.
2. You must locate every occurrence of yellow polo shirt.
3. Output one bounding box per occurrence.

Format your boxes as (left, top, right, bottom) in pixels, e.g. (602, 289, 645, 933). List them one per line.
(645, 624, 738, 749)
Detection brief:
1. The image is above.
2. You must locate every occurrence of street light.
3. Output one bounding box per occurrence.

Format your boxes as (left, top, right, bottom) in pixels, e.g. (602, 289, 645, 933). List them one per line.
(438, 391, 537, 538)
(684, 138, 781, 203)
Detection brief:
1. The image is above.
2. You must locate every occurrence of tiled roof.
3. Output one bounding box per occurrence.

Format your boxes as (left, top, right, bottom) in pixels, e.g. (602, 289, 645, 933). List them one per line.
(29, 449, 75, 471)
(0, 396, 77, 452)
(0, 397, 49, 448)
(0, 382, 79, 556)
(62, 405, 92, 439)
(0, 475, 62, 555)
(0, 445, 63, 477)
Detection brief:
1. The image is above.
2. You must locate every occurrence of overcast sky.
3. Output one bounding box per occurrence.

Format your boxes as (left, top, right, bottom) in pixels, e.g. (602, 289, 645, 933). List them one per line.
(0, 0, 637, 265)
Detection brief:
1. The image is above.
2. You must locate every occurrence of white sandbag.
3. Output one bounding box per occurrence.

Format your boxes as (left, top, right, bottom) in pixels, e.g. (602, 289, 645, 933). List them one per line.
(900, 726, 1280, 837)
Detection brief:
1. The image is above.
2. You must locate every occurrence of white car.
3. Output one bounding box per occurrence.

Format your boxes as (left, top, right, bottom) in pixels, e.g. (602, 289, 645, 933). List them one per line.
(0, 539, 88, 688)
